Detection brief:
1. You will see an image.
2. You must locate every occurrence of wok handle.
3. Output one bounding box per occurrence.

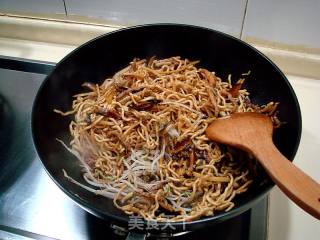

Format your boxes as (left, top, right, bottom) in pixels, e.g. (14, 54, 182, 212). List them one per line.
(126, 232, 148, 240)
(253, 140, 320, 219)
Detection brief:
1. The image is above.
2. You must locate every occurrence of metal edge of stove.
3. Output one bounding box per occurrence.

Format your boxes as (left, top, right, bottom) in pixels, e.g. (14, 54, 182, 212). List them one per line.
(0, 55, 56, 75)
(0, 55, 270, 240)
(0, 225, 58, 240)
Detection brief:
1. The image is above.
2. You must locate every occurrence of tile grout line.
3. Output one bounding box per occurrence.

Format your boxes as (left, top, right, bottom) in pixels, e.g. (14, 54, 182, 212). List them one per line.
(240, 0, 249, 39)
(62, 0, 68, 16)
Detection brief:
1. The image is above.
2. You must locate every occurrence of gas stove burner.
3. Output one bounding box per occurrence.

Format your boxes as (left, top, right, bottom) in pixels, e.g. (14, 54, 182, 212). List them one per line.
(0, 94, 13, 168)
(111, 224, 190, 239)
(0, 94, 12, 138)
(0, 94, 4, 114)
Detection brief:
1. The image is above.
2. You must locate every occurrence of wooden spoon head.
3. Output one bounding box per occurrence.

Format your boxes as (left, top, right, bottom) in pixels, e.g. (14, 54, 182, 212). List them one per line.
(207, 113, 320, 220)
(205, 112, 274, 153)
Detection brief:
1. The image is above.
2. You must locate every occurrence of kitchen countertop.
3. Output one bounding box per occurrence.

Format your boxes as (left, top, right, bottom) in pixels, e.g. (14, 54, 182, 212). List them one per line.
(0, 32, 319, 239)
(268, 75, 320, 240)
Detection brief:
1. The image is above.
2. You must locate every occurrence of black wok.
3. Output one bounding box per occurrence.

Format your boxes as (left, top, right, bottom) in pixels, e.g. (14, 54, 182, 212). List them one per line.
(32, 24, 302, 234)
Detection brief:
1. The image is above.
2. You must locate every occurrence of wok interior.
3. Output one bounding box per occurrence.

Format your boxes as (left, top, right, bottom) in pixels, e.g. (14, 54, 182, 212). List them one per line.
(32, 24, 301, 230)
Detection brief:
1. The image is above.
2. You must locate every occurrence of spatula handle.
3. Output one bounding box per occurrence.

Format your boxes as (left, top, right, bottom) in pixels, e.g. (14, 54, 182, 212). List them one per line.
(253, 141, 320, 219)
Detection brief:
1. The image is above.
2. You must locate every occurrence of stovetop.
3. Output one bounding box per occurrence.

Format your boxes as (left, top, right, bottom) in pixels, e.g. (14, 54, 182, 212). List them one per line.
(0, 56, 268, 240)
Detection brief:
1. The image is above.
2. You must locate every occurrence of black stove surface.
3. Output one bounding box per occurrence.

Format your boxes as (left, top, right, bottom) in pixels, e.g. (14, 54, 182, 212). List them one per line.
(0, 57, 268, 240)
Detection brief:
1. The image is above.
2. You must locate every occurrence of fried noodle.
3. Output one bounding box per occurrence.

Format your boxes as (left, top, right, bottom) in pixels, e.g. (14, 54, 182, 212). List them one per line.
(55, 57, 280, 222)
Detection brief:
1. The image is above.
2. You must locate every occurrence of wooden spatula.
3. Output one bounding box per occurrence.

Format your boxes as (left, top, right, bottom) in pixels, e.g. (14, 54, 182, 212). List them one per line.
(206, 112, 320, 219)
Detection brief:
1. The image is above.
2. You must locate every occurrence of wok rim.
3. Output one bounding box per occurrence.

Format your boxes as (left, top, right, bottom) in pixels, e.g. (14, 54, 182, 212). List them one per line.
(31, 23, 302, 230)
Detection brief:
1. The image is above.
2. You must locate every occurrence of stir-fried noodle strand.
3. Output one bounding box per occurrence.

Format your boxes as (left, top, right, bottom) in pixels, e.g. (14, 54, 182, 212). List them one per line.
(55, 57, 280, 222)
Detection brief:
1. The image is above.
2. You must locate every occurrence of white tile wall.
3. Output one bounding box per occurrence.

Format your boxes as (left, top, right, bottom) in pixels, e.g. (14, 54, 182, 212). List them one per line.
(1, 0, 320, 50)
(65, 0, 247, 36)
(0, 0, 65, 14)
(242, 0, 320, 49)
